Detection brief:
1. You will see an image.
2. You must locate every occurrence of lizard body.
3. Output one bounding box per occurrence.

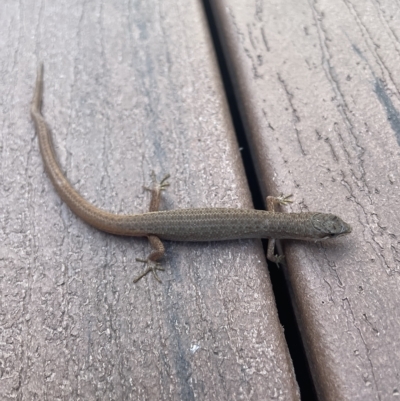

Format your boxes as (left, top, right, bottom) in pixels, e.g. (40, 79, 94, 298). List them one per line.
(30, 64, 351, 282)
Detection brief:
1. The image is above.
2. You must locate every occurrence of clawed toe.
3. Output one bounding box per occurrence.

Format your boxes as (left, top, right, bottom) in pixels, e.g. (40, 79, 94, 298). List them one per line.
(276, 194, 294, 206)
(159, 174, 170, 190)
(267, 253, 286, 266)
(134, 258, 165, 283)
(144, 172, 170, 193)
(274, 254, 286, 266)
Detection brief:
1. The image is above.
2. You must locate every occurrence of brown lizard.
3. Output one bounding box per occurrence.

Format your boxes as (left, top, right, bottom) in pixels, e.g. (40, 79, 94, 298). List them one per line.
(30, 64, 352, 282)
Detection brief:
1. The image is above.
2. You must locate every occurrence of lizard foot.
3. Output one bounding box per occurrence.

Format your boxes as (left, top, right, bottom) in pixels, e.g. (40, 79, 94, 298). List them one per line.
(143, 171, 170, 193)
(134, 258, 165, 283)
(267, 253, 286, 267)
(276, 194, 294, 207)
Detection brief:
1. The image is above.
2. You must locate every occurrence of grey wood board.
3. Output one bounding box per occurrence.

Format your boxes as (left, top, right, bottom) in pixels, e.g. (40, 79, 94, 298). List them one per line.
(0, 0, 300, 400)
(210, 0, 400, 400)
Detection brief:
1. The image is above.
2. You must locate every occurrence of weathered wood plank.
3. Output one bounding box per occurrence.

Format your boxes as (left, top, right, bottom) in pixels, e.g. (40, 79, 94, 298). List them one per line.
(0, 0, 300, 399)
(211, 0, 400, 399)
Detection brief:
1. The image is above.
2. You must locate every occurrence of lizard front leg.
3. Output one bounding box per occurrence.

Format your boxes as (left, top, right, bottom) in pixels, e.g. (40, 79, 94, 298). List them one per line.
(266, 194, 293, 265)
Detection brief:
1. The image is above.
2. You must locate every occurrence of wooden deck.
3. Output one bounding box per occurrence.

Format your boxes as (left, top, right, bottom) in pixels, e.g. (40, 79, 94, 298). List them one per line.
(1, 0, 399, 400)
(211, 1, 400, 400)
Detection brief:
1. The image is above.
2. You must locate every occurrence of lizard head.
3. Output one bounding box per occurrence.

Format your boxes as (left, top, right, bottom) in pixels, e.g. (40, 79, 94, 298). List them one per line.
(311, 213, 352, 240)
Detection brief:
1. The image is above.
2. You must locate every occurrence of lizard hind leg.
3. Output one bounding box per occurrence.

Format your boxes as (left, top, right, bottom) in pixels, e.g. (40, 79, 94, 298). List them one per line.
(134, 173, 170, 283)
(133, 235, 166, 283)
(143, 171, 170, 213)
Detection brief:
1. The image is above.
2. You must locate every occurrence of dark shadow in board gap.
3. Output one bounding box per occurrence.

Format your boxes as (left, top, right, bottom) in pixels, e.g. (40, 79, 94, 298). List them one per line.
(201, 1, 318, 400)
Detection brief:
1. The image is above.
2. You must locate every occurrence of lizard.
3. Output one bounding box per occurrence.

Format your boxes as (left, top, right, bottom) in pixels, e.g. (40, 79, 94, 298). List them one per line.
(30, 64, 352, 282)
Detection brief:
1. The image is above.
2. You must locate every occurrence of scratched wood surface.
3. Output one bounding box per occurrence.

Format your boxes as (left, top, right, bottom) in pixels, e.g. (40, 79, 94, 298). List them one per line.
(0, 1, 301, 400)
(210, 0, 400, 400)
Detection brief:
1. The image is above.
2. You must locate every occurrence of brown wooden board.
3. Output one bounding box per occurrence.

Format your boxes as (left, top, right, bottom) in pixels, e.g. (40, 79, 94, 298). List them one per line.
(210, 0, 400, 400)
(0, 1, 301, 400)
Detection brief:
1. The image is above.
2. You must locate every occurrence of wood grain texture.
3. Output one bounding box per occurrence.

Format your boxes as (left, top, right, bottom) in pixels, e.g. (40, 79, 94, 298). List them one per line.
(0, 0, 300, 400)
(210, 0, 400, 400)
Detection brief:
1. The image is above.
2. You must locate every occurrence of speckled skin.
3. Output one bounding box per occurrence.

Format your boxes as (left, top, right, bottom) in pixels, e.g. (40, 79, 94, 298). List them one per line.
(31, 64, 351, 280)
(112, 209, 349, 241)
